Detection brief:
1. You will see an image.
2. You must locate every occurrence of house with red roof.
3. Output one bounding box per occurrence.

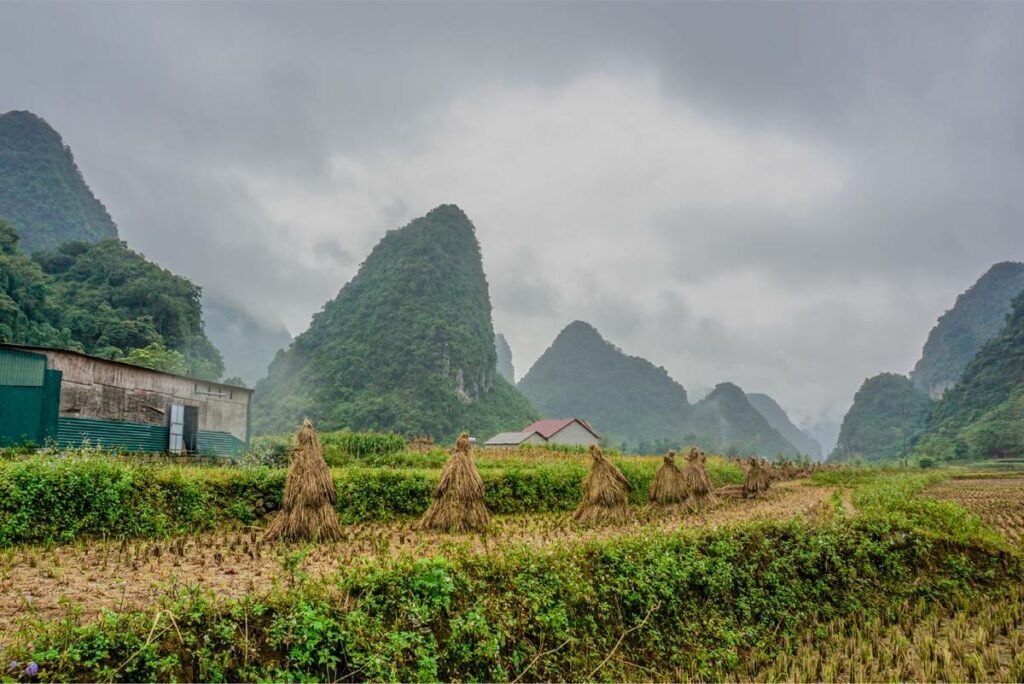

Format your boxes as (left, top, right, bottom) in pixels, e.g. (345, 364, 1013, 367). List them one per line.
(484, 418, 600, 447)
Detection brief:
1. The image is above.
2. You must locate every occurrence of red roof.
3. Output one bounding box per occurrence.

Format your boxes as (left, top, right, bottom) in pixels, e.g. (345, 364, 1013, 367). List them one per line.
(522, 418, 600, 440)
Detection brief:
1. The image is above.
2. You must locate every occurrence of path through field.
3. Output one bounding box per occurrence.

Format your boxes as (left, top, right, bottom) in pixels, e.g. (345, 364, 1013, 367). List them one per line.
(0, 480, 834, 637)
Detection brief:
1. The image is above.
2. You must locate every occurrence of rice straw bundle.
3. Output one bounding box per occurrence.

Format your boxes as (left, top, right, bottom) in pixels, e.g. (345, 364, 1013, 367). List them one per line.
(742, 457, 772, 498)
(645, 450, 692, 516)
(264, 418, 342, 542)
(573, 445, 635, 526)
(417, 432, 490, 533)
(683, 448, 718, 509)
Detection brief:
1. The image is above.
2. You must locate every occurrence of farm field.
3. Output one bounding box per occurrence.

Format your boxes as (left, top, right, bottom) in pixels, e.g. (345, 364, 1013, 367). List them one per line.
(0, 479, 834, 631)
(927, 476, 1024, 545)
(0, 448, 1021, 682)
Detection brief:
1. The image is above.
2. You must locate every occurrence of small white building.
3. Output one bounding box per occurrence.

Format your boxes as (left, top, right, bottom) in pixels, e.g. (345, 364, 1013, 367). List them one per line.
(484, 418, 600, 448)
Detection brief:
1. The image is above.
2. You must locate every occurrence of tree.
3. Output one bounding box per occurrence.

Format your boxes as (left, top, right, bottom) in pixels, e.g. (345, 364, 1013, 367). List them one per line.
(121, 342, 190, 376)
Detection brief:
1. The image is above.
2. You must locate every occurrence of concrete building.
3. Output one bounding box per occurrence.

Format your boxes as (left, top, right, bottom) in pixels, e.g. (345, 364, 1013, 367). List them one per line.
(0, 343, 252, 456)
(484, 418, 600, 448)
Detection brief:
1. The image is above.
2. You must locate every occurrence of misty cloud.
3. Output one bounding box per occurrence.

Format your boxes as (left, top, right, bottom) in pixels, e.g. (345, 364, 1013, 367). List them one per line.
(2, 1, 1023, 433)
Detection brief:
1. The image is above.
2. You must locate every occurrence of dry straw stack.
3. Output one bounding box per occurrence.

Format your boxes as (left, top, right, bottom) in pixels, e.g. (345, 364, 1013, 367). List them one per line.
(742, 457, 772, 498)
(573, 445, 635, 526)
(683, 448, 718, 509)
(418, 431, 490, 533)
(264, 418, 342, 542)
(645, 450, 692, 516)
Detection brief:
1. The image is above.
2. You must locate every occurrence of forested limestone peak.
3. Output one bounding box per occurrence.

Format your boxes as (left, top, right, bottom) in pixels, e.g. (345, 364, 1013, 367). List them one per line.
(910, 261, 1024, 399)
(251, 204, 538, 439)
(0, 110, 119, 252)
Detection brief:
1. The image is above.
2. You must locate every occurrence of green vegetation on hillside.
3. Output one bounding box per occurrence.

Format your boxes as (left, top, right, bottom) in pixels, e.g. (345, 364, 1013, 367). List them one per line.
(916, 291, 1024, 461)
(746, 392, 823, 459)
(0, 221, 223, 379)
(0, 218, 74, 347)
(517, 320, 691, 448)
(683, 383, 800, 457)
(494, 331, 515, 383)
(831, 373, 934, 462)
(0, 111, 118, 253)
(911, 261, 1024, 399)
(252, 205, 538, 440)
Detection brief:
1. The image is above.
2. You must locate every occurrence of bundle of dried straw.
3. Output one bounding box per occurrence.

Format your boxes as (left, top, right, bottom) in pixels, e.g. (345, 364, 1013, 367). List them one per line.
(683, 448, 718, 509)
(264, 419, 342, 542)
(418, 432, 490, 533)
(573, 445, 635, 526)
(645, 450, 692, 516)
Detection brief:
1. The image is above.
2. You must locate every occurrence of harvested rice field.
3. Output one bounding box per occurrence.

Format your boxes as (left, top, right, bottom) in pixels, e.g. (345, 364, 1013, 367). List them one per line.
(1, 450, 1021, 682)
(0, 480, 833, 632)
(926, 477, 1024, 546)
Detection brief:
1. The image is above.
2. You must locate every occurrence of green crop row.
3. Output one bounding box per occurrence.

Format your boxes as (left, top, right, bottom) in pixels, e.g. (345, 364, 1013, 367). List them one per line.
(0, 454, 744, 545)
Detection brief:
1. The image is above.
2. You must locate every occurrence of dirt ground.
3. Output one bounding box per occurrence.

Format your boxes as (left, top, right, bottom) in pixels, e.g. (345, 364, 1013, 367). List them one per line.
(927, 477, 1024, 546)
(0, 480, 833, 639)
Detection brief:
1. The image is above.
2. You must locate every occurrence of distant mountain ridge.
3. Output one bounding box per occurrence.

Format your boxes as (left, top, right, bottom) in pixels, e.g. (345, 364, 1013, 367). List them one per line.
(518, 321, 801, 456)
(517, 321, 691, 449)
(495, 333, 515, 383)
(0, 111, 119, 252)
(830, 373, 933, 462)
(746, 392, 823, 459)
(911, 262, 1024, 399)
(252, 205, 539, 439)
(915, 290, 1024, 460)
(683, 383, 801, 457)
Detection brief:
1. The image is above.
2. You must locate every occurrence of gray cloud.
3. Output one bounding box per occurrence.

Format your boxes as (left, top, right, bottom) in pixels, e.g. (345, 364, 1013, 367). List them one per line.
(2, 1, 1023, 429)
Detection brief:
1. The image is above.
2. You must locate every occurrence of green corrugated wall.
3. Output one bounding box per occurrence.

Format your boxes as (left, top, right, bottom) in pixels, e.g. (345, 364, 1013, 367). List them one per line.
(0, 349, 52, 447)
(57, 416, 170, 453)
(57, 417, 246, 457)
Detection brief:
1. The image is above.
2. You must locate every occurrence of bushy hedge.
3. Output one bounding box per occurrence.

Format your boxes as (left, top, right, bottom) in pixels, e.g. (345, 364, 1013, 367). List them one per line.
(0, 455, 744, 544)
(2, 485, 1018, 682)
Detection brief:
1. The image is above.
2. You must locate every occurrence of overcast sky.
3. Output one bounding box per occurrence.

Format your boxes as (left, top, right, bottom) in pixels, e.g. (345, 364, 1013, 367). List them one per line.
(3, 2, 1023, 434)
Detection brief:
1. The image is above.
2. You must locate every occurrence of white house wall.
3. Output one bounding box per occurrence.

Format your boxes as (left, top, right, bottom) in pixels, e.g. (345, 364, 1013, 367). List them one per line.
(547, 422, 600, 446)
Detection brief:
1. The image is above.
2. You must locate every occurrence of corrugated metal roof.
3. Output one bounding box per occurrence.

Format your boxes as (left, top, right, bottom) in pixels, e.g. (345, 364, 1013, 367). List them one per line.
(522, 418, 600, 439)
(0, 342, 253, 393)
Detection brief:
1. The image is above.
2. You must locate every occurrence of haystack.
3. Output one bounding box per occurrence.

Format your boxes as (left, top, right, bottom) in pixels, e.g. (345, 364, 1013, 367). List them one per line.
(781, 461, 799, 480)
(742, 457, 772, 498)
(573, 445, 635, 526)
(264, 419, 342, 542)
(645, 450, 692, 516)
(683, 448, 718, 509)
(417, 432, 489, 533)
